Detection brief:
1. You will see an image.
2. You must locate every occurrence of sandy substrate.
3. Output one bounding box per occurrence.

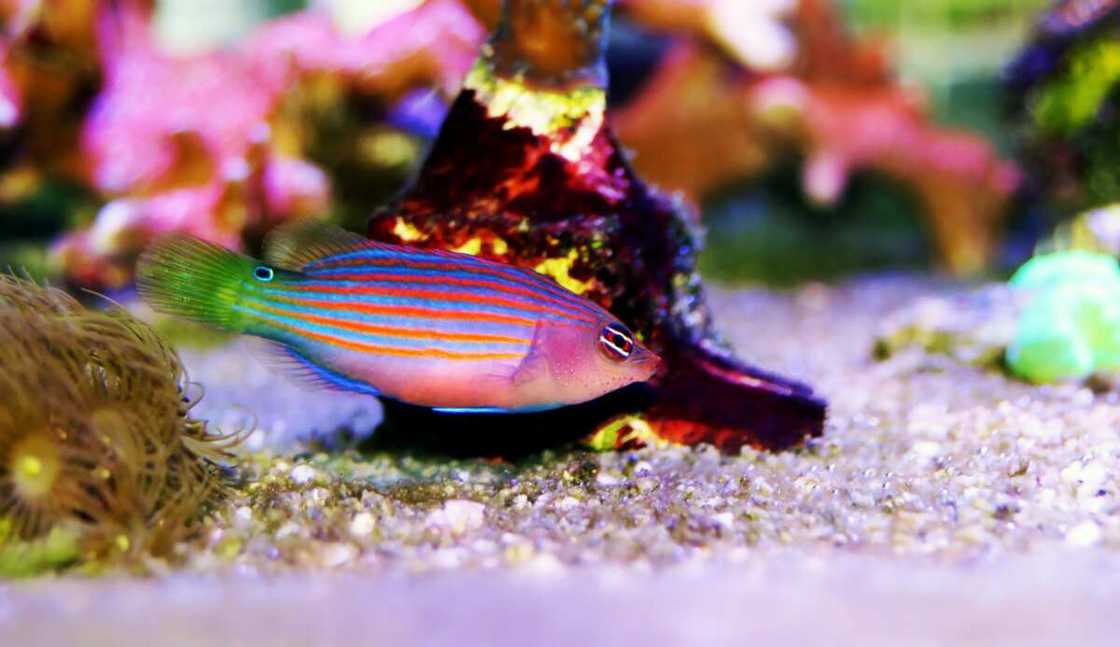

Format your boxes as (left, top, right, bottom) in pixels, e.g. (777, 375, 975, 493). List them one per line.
(2, 277, 1119, 645)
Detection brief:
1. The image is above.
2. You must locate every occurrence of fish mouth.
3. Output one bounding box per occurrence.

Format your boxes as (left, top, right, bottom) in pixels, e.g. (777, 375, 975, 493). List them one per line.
(634, 349, 662, 379)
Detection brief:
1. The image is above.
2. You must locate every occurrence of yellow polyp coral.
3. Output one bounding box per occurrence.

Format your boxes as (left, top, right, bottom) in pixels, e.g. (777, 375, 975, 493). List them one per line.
(533, 250, 594, 295)
(0, 276, 242, 574)
(584, 414, 667, 452)
(392, 218, 426, 242)
(465, 60, 607, 161)
(451, 237, 485, 255)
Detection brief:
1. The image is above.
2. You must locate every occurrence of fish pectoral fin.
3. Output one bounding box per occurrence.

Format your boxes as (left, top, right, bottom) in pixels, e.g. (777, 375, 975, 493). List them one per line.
(251, 338, 381, 397)
(263, 220, 369, 271)
(508, 319, 548, 387)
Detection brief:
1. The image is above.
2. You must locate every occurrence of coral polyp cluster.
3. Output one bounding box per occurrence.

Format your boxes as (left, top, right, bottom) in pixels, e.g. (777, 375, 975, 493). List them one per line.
(0, 276, 239, 568)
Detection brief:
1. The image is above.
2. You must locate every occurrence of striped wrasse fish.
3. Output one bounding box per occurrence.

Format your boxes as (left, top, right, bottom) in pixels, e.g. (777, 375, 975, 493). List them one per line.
(137, 221, 660, 413)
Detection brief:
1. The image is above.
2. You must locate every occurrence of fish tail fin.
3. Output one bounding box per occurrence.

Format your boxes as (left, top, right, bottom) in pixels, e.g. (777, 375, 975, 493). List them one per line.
(136, 236, 253, 332)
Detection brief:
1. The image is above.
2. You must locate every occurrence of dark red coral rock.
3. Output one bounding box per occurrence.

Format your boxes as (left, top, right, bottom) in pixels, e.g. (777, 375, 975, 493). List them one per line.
(368, 0, 825, 453)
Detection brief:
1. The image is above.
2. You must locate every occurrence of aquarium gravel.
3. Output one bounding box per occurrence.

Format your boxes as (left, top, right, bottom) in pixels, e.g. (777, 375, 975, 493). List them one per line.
(3, 277, 1119, 645)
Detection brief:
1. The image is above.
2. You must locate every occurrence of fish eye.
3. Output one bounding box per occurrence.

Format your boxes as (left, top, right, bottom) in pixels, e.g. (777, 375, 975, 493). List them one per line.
(597, 322, 635, 362)
(253, 265, 275, 282)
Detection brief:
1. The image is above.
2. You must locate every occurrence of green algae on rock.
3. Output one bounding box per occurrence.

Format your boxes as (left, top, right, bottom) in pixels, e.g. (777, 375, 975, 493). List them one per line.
(876, 196, 1120, 383)
(367, 0, 825, 453)
(873, 285, 1018, 371)
(0, 522, 80, 579)
(0, 276, 241, 574)
(1008, 0, 1120, 211)
(1007, 250, 1120, 383)
(875, 249, 1120, 384)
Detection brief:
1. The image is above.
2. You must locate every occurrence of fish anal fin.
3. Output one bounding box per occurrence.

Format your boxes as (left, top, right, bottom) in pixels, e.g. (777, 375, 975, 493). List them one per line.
(263, 219, 369, 271)
(251, 338, 381, 397)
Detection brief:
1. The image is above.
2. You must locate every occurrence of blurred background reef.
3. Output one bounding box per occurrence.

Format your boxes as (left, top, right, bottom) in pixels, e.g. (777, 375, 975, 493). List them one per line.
(0, 0, 1085, 290)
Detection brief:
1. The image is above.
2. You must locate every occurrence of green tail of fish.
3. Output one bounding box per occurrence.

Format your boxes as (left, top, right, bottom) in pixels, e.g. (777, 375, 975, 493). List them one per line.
(136, 236, 255, 332)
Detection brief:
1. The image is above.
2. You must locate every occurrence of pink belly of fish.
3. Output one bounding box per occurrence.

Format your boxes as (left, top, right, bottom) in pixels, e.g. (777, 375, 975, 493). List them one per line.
(329, 348, 527, 409)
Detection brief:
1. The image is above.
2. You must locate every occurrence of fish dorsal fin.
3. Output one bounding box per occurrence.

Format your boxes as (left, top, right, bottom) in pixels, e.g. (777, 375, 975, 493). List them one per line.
(264, 219, 370, 271)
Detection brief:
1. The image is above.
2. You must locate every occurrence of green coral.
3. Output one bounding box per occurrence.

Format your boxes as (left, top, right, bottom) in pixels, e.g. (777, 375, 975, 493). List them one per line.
(1032, 39, 1120, 136)
(849, 0, 1048, 29)
(1007, 251, 1120, 383)
(0, 520, 80, 578)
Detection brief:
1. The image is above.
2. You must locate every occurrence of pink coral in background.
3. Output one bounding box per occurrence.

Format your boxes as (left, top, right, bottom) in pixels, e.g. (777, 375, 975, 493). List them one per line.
(82, 3, 276, 195)
(260, 154, 330, 219)
(82, 1, 275, 195)
(620, 0, 798, 71)
(51, 0, 484, 288)
(0, 46, 19, 129)
(751, 76, 1021, 272)
(247, 0, 482, 99)
(613, 0, 1022, 274)
(10, 0, 1025, 283)
(0, 1, 25, 130)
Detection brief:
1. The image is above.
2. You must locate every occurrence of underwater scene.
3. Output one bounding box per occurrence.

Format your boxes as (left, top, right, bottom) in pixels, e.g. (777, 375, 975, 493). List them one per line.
(0, 0, 1118, 645)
